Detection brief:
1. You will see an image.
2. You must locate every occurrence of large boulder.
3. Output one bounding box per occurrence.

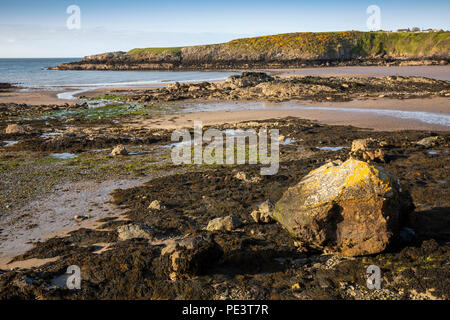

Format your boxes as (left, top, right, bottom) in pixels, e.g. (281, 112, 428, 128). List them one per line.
(273, 159, 413, 256)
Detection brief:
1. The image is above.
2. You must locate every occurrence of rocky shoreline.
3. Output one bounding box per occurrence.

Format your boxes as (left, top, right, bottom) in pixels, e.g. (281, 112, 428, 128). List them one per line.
(0, 114, 449, 299)
(88, 72, 450, 103)
(0, 72, 449, 299)
(51, 56, 449, 71)
(0, 83, 17, 92)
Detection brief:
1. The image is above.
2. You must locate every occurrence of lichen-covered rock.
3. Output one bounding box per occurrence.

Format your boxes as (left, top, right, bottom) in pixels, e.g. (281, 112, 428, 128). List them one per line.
(273, 158, 413, 256)
(206, 215, 242, 232)
(117, 223, 155, 241)
(159, 235, 223, 279)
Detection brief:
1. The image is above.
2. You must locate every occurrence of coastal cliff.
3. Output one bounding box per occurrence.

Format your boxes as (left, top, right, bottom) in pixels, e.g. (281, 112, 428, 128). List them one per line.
(52, 31, 450, 71)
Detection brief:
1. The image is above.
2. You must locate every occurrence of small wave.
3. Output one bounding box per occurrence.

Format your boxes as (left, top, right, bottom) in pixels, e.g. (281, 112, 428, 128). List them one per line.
(55, 76, 236, 100)
(57, 88, 94, 100)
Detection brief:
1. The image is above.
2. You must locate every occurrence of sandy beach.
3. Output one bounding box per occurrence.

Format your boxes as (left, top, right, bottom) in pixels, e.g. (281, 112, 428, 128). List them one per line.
(133, 97, 450, 131)
(0, 88, 75, 105)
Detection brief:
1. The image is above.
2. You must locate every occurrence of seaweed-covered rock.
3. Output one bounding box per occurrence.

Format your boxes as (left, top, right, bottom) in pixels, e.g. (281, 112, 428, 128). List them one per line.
(273, 159, 413, 256)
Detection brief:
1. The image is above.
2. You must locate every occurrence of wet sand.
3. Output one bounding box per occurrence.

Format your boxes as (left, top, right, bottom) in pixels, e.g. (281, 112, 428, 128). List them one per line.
(135, 98, 450, 132)
(1, 87, 448, 131)
(0, 178, 146, 270)
(0, 89, 75, 105)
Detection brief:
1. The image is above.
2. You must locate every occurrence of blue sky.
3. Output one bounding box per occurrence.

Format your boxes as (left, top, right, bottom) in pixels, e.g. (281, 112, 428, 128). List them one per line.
(0, 0, 449, 58)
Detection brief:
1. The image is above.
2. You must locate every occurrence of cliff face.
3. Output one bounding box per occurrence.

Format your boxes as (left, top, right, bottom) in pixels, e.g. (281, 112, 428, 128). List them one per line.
(51, 31, 450, 71)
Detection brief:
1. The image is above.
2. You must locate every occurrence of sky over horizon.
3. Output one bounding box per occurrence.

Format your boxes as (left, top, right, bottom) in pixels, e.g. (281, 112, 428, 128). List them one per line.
(1, 0, 449, 58)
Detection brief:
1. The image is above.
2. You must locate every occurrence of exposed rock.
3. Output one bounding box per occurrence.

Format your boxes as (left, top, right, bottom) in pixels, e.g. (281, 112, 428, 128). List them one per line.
(226, 72, 274, 88)
(250, 200, 275, 223)
(206, 215, 242, 232)
(74, 215, 90, 223)
(148, 200, 163, 210)
(117, 223, 155, 241)
(160, 235, 223, 279)
(273, 158, 413, 256)
(0, 83, 16, 92)
(416, 136, 444, 148)
(167, 82, 181, 90)
(234, 171, 251, 182)
(116, 74, 449, 104)
(350, 138, 386, 162)
(234, 171, 261, 183)
(111, 144, 128, 156)
(5, 124, 26, 134)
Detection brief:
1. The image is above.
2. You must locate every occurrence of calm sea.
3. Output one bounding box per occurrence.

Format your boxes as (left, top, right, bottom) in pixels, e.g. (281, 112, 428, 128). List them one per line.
(0, 58, 237, 89)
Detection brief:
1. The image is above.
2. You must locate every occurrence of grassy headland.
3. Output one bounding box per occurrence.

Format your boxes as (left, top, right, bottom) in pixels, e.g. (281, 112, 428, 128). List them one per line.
(52, 31, 450, 70)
